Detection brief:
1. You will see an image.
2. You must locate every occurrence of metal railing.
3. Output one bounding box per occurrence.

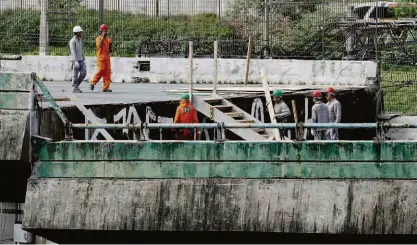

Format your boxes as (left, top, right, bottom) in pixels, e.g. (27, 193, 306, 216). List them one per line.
(71, 122, 417, 129)
(71, 122, 413, 141)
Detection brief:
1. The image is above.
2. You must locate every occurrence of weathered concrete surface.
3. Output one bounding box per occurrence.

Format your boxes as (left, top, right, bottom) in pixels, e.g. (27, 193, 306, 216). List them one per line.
(386, 116, 417, 140)
(23, 178, 417, 234)
(0, 110, 28, 160)
(0, 72, 32, 160)
(1, 56, 377, 85)
(33, 141, 417, 179)
(0, 72, 33, 91)
(0, 72, 33, 202)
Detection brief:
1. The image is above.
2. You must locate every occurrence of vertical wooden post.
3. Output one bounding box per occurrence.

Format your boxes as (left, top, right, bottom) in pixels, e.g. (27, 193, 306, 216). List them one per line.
(260, 68, 281, 141)
(244, 36, 252, 85)
(303, 97, 309, 139)
(213, 40, 218, 96)
(189, 41, 194, 103)
(291, 100, 301, 141)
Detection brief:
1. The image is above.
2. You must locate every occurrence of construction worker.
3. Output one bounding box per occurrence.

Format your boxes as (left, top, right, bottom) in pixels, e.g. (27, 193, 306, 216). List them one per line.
(326, 87, 342, 140)
(173, 94, 200, 140)
(311, 90, 329, 140)
(69, 25, 86, 93)
(272, 90, 291, 139)
(90, 24, 112, 92)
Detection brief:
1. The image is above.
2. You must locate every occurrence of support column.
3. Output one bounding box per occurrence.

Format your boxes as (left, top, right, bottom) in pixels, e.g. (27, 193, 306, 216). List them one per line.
(263, 0, 270, 58)
(39, 0, 49, 56)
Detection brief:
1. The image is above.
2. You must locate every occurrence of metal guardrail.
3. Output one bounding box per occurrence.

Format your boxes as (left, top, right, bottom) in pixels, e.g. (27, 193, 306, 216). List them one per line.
(32, 74, 73, 139)
(71, 122, 417, 129)
(71, 122, 413, 141)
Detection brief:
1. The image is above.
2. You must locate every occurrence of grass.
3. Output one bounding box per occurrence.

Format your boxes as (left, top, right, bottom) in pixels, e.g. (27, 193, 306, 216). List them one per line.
(381, 67, 417, 115)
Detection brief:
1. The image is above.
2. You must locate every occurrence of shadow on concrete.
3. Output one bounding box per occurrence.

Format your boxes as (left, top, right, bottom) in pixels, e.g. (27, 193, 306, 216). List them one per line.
(29, 230, 417, 244)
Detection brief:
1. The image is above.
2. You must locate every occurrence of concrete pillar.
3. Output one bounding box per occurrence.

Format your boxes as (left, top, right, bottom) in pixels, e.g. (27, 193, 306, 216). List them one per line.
(263, 0, 270, 58)
(344, 4, 356, 60)
(39, 0, 49, 56)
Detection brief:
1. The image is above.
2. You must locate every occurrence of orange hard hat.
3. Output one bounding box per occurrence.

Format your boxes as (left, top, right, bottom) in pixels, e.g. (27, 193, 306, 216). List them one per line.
(326, 87, 336, 95)
(99, 24, 108, 32)
(312, 90, 322, 98)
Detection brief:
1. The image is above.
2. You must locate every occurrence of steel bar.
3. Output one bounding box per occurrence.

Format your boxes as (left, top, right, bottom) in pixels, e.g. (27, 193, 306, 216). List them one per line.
(71, 123, 417, 130)
(33, 75, 71, 127)
(63, 90, 114, 141)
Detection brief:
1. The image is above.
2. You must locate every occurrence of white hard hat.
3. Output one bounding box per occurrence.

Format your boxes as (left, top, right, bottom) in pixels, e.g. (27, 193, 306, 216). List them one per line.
(73, 26, 83, 33)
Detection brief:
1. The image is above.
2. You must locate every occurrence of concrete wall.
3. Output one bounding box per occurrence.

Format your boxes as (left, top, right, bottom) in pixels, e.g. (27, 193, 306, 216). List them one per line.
(1, 56, 378, 85)
(22, 140, 417, 241)
(386, 116, 417, 140)
(23, 178, 417, 236)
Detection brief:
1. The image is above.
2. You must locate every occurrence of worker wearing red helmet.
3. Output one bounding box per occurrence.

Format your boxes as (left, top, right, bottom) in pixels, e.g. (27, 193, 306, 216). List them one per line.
(90, 24, 113, 92)
(326, 87, 342, 140)
(311, 90, 329, 140)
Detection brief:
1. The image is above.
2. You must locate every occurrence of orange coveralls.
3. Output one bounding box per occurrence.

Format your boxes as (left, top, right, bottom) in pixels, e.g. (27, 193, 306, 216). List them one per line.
(91, 36, 112, 90)
(173, 99, 199, 140)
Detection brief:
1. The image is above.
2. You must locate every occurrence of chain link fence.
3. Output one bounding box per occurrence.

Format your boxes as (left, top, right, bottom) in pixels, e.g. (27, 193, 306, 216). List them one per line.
(0, 0, 417, 114)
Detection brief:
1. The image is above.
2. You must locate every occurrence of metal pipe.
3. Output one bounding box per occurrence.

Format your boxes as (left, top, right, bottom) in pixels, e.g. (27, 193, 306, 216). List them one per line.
(71, 123, 417, 130)
(33, 74, 71, 127)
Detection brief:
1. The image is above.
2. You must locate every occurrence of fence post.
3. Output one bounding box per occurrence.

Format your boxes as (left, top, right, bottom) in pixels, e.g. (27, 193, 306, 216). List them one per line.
(98, 0, 104, 33)
(213, 41, 218, 95)
(263, 0, 270, 58)
(39, 0, 49, 56)
(244, 36, 252, 85)
(189, 41, 194, 103)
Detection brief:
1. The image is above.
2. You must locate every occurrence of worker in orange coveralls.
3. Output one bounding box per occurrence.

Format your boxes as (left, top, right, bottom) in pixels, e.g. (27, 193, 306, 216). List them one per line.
(90, 24, 113, 92)
(173, 93, 200, 140)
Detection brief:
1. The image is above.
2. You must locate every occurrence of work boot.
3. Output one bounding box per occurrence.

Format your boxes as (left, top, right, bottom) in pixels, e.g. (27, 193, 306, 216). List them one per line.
(90, 83, 95, 91)
(73, 87, 82, 93)
(103, 89, 112, 92)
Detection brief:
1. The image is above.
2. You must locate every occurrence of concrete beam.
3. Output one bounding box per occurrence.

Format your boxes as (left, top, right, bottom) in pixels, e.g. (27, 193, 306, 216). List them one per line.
(23, 178, 417, 234)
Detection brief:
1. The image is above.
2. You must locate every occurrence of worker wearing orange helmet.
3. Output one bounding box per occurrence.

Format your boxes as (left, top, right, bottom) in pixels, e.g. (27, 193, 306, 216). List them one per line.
(311, 90, 329, 140)
(90, 24, 113, 92)
(173, 94, 200, 140)
(326, 87, 342, 140)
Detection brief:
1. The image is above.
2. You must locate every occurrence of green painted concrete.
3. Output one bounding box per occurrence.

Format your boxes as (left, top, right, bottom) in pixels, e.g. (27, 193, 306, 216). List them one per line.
(35, 161, 417, 179)
(0, 73, 32, 91)
(0, 92, 29, 110)
(35, 141, 417, 179)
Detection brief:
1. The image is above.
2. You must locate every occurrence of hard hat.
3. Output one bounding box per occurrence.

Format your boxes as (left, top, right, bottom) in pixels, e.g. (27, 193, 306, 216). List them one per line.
(272, 90, 283, 97)
(100, 24, 109, 32)
(326, 87, 336, 95)
(312, 90, 322, 98)
(181, 93, 190, 100)
(73, 26, 83, 33)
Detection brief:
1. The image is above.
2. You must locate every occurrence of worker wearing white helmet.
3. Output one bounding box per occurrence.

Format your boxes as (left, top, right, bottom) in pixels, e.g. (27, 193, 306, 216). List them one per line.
(69, 25, 86, 93)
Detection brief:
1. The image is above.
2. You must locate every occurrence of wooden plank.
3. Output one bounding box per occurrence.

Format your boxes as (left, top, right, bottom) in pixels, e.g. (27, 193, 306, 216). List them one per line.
(63, 90, 114, 141)
(304, 97, 308, 139)
(260, 68, 281, 141)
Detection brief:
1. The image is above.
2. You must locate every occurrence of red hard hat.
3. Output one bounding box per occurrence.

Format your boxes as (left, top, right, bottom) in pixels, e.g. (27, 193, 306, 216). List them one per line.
(326, 87, 336, 95)
(312, 90, 322, 98)
(99, 24, 108, 32)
